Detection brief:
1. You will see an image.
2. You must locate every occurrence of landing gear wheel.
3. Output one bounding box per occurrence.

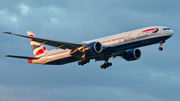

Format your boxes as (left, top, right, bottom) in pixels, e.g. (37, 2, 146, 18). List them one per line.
(78, 62, 81, 65)
(158, 47, 163, 51)
(100, 65, 106, 69)
(106, 64, 109, 67)
(78, 59, 90, 66)
(100, 61, 112, 69)
(109, 62, 112, 66)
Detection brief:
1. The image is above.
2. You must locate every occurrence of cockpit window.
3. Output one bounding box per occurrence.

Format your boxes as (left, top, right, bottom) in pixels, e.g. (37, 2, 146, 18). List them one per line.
(163, 28, 170, 30)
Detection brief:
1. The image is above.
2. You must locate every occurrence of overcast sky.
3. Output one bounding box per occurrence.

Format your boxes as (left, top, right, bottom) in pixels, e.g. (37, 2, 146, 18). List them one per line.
(0, 0, 180, 101)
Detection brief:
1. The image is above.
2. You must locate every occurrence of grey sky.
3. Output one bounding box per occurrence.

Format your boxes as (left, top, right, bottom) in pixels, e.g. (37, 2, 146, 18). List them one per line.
(0, 0, 180, 101)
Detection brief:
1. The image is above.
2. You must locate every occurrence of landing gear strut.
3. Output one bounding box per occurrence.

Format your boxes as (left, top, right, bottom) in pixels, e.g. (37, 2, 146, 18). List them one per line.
(158, 40, 165, 51)
(100, 60, 112, 69)
(78, 59, 90, 66)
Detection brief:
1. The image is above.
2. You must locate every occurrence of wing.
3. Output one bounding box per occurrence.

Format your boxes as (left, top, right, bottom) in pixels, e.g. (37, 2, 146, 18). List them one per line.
(3, 32, 83, 50)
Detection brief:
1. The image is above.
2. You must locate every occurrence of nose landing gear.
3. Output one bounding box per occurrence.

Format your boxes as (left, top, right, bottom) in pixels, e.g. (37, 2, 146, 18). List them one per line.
(158, 40, 165, 51)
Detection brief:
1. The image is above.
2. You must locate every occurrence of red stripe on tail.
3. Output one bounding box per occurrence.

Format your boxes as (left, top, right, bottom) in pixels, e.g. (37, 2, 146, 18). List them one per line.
(29, 35, 34, 42)
(34, 47, 46, 56)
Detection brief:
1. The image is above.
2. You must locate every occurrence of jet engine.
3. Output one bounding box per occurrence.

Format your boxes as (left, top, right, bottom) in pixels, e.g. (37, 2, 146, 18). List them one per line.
(123, 49, 141, 61)
(83, 42, 103, 54)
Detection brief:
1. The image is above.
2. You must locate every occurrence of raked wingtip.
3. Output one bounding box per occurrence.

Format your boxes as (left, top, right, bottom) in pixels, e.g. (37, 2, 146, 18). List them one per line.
(2, 32, 11, 34)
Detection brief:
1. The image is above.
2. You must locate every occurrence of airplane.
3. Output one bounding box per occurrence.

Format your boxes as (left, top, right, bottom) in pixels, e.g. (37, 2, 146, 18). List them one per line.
(3, 26, 173, 69)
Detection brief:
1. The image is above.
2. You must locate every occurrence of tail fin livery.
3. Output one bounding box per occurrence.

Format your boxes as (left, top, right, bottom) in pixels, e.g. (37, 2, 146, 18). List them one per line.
(27, 31, 48, 57)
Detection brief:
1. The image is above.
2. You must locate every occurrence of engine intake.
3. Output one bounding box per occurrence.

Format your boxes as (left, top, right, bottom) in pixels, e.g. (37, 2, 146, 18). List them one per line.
(83, 42, 103, 54)
(123, 49, 141, 61)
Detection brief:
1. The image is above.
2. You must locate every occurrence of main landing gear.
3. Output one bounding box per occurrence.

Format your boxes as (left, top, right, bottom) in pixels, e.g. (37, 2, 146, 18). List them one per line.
(100, 60, 112, 69)
(158, 40, 165, 51)
(78, 59, 90, 66)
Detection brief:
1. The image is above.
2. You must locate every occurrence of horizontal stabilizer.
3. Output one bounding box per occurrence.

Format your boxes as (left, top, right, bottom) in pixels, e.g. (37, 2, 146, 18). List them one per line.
(5, 55, 39, 59)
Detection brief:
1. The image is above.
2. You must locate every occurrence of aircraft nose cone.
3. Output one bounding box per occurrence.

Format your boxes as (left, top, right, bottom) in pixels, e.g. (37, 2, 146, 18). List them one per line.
(170, 30, 174, 36)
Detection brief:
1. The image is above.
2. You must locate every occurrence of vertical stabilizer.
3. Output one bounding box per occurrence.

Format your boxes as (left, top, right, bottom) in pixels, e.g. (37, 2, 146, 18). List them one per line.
(27, 31, 48, 57)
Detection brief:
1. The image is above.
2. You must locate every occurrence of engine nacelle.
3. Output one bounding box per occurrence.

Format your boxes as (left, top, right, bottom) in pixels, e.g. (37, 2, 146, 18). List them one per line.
(123, 49, 141, 61)
(83, 42, 103, 54)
